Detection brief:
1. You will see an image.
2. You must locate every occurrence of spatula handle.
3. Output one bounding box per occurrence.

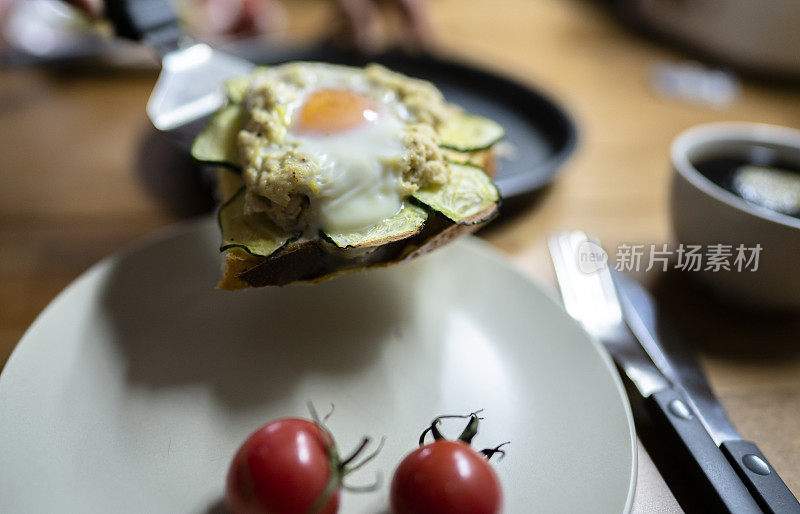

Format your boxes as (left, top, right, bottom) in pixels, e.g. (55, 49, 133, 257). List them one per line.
(104, 0, 183, 54)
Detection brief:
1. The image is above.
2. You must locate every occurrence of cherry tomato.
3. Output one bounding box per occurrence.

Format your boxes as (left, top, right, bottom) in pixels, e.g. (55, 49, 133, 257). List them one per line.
(226, 418, 340, 514)
(390, 412, 505, 514)
(391, 440, 502, 514)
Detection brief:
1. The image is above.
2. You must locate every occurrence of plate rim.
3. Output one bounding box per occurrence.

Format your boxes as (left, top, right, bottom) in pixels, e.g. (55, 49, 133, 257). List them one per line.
(463, 237, 638, 513)
(0, 218, 636, 513)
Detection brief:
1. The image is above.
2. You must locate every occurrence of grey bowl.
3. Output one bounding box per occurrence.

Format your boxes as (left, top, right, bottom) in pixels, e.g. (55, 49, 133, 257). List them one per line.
(671, 123, 800, 308)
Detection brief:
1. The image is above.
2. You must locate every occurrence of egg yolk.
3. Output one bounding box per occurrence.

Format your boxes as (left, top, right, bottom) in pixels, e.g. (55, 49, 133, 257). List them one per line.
(295, 89, 378, 135)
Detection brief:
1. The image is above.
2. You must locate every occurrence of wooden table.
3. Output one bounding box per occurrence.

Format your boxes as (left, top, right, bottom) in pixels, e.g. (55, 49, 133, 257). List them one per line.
(2, 0, 799, 511)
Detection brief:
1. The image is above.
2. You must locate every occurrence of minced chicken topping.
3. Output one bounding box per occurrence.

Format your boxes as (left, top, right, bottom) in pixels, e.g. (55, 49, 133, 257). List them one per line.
(236, 63, 459, 232)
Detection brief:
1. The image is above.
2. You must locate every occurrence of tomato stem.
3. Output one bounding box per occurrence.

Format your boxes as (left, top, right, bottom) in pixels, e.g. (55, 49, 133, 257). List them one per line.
(340, 437, 371, 467)
(342, 471, 383, 493)
(432, 421, 445, 441)
(305, 402, 385, 513)
(345, 436, 385, 474)
(457, 413, 481, 444)
(418, 410, 485, 446)
(416, 411, 511, 462)
(480, 441, 510, 461)
(307, 401, 322, 424)
(322, 403, 336, 423)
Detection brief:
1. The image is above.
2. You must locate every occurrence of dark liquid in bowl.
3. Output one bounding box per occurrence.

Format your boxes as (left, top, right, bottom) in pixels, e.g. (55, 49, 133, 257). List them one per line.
(694, 146, 800, 219)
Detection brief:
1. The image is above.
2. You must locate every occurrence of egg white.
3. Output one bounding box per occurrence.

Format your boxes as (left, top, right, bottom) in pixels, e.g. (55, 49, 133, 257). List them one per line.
(253, 64, 413, 233)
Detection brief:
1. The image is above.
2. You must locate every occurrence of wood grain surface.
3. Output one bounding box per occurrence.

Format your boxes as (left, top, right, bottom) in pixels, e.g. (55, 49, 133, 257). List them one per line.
(2, 0, 798, 511)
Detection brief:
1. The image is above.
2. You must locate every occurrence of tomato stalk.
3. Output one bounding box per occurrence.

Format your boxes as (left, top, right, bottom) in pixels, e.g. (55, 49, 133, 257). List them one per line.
(307, 403, 384, 514)
(480, 441, 510, 461)
(418, 409, 484, 445)
(417, 409, 509, 461)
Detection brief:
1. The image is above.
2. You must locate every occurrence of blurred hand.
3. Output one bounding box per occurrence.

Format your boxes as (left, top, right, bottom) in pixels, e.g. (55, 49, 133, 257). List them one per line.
(53, 0, 278, 38)
(193, 0, 281, 38)
(61, 0, 103, 17)
(3, 0, 434, 53)
(333, 0, 436, 53)
(87, 0, 436, 51)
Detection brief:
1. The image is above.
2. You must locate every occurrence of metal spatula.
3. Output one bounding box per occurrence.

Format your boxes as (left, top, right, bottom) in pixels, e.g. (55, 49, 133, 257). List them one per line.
(104, 0, 254, 141)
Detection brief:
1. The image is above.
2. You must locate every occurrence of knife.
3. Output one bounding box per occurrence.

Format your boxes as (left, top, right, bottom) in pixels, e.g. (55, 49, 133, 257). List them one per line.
(103, 0, 254, 141)
(615, 273, 800, 514)
(549, 230, 762, 514)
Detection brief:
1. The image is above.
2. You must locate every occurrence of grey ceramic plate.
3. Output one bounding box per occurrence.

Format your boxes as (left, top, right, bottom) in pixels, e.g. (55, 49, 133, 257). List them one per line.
(0, 219, 633, 513)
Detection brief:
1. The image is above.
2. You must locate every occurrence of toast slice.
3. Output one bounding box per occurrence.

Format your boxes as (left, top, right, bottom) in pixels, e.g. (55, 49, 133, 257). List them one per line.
(193, 65, 505, 289)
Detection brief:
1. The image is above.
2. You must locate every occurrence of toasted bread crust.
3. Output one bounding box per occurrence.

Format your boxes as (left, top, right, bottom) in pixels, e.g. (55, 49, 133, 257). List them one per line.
(216, 153, 499, 289)
(474, 148, 496, 177)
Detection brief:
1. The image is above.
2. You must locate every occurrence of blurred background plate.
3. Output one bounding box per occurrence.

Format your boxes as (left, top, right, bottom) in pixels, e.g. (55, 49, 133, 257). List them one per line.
(0, 218, 634, 513)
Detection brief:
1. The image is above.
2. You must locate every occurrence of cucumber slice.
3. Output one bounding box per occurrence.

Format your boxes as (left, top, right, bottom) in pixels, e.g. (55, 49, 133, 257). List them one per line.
(412, 162, 500, 225)
(218, 187, 301, 257)
(438, 113, 504, 152)
(441, 148, 472, 164)
(191, 105, 244, 169)
(225, 76, 252, 104)
(322, 203, 428, 248)
(217, 168, 245, 204)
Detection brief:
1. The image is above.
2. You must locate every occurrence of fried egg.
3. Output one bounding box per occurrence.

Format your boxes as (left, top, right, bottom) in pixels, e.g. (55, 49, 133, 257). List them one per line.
(292, 88, 408, 232)
(249, 64, 413, 233)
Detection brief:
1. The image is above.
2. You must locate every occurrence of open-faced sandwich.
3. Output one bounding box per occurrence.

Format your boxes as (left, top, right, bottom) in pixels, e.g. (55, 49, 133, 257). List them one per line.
(191, 62, 503, 289)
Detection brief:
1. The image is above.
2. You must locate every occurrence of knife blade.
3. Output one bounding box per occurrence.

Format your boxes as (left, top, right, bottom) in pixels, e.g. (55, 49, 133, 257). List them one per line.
(615, 273, 800, 514)
(549, 230, 761, 514)
(104, 0, 254, 137)
(548, 231, 669, 398)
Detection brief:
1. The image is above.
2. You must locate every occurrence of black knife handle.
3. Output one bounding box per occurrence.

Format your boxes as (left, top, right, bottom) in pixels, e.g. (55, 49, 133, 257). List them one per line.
(104, 0, 183, 53)
(647, 388, 762, 513)
(720, 440, 800, 514)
